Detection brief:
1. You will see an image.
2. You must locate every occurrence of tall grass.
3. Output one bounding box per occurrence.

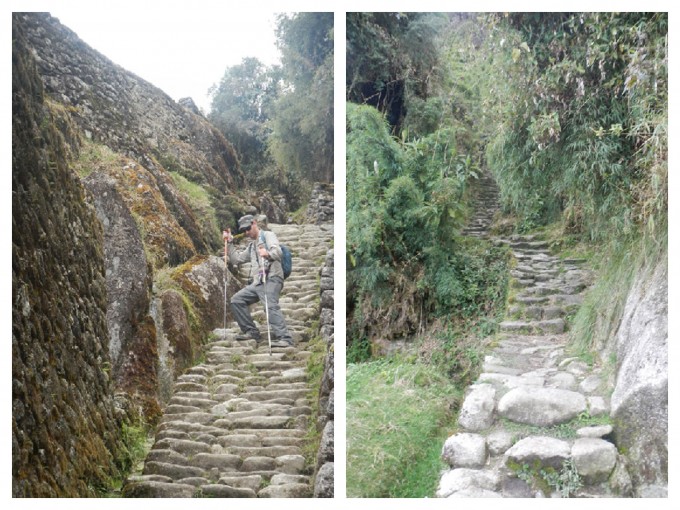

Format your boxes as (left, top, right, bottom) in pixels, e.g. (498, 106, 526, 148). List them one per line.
(346, 357, 462, 497)
(568, 229, 667, 359)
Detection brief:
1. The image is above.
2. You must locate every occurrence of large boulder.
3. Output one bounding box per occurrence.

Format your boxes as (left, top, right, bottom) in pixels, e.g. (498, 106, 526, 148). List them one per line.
(458, 383, 496, 431)
(442, 433, 487, 468)
(82, 171, 151, 379)
(497, 387, 586, 427)
(571, 438, 617, 484)
(436, 468, 499, 498)
(610, 257, 668, 493)
(504, 436, 571, 470)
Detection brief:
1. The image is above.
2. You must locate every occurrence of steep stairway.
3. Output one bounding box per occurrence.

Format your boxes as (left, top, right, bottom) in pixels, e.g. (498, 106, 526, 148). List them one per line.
(461, 171, 500, 238)
(123, 223, 333, 498)
(438, 179, 621, 498)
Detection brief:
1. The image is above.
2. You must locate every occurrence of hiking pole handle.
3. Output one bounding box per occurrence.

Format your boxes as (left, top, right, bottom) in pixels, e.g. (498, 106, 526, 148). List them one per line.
(223, 229, 232, 267)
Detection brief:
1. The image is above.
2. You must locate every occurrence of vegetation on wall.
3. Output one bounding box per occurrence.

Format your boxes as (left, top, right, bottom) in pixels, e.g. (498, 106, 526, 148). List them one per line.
(482, 13, 667, 240)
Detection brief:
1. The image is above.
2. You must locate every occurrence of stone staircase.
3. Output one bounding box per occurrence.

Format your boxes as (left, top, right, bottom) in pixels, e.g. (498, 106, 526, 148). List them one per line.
(461, 171, 500, 238)
(438, 177, 625, 498)
(123, 223, 333, 498)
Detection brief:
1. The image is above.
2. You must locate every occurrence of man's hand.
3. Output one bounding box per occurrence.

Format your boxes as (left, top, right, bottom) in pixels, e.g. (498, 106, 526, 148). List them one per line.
(258, 246, 269, 258)
(223, 229, 233, 243)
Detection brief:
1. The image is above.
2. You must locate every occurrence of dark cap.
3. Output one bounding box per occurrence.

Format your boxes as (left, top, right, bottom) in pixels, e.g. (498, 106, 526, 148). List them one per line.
(238, 214, 255, 231)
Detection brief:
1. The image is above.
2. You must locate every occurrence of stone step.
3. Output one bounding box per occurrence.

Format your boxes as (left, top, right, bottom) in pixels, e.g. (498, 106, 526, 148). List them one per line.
(123, 480, 197, 497)
(499, 319, 565, 335)
(508, 304, 566, 321)
(225, 445, 303, 458)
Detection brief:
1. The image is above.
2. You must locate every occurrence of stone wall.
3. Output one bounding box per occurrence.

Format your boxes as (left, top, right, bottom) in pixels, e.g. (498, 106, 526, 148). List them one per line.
(313, 249, 335, 497)
(12, 20, 122, 497)
(12, 13, 251, 418)
(306, 182, 334, 224)
(16, 12, 243, 192)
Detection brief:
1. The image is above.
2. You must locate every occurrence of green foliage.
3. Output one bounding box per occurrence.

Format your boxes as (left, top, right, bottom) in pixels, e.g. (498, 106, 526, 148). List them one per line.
(347, 104, 456, 340)
(117, 421, 151, 474)
(96, 418, 152, 497)
(72, 138, 120, 178)
(481, 13, 667, 241)
(269, 13, 334, 185)
(303, 328, 329, 467)
(346, 100, 508, 346)
(568, 228, 667, 358)
(513, 459, 583, 498)
(346, 12, 448, 130)
(346, 357, 460, 497)
(209, 13, 334, 208)
(208, 57, 279, 175)
(168, 171, 220, 245)
(347, 336, 372, 364)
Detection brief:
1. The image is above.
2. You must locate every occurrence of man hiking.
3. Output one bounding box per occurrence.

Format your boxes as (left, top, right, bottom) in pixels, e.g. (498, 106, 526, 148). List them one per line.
(223, 215, 294, 348)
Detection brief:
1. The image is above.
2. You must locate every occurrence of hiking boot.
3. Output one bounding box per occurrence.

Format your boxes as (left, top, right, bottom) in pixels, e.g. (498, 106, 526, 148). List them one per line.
(235, 331, 261, 342)
(270, 338, 294, 348)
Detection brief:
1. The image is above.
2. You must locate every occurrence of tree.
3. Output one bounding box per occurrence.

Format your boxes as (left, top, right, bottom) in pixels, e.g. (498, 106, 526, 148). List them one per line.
(208, 57, 280, 175)
(481, 13, 667, 238)
(346, 12, 447, 132)
(268, 12, 334, 184)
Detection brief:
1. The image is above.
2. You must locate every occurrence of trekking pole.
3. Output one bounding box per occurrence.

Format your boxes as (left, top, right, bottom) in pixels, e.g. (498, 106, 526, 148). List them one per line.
(223, 229, 229, 340)
(261, 260, 272, 357)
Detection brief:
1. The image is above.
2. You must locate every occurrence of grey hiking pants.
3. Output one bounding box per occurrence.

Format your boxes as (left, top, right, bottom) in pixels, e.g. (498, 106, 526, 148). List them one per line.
(230, 276, 293, 342)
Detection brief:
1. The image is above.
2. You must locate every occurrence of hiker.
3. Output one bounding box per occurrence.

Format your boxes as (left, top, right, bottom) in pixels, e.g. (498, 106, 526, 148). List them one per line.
(223, 215, 294, 348)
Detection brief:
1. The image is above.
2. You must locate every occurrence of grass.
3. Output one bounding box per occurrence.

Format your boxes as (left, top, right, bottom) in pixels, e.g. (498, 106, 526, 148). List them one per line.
(72, 137, 122, 178)
(168, 170, 221, 244)
(500, 412, 613, 441)
(346, 356, 462, 498)
(96, 419, 153, 497)
(303, 325, 328, 467)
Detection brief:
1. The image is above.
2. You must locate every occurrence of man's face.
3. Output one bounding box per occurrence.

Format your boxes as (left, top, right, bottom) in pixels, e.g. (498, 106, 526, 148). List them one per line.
(243, 221, 257, 240)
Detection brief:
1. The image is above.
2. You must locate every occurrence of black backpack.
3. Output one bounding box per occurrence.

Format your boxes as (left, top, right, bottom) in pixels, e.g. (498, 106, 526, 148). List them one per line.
(260, 232, 292, 279)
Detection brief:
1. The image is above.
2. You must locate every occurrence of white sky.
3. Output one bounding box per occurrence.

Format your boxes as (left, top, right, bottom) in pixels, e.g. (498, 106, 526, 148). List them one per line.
(42, 4, 282, 113)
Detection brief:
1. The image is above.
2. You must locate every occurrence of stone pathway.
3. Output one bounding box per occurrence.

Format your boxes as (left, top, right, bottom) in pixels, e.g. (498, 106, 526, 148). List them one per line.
(124, 223, 333, 498)
(461, 171, 499, 238)
(437, 178, 624, 498)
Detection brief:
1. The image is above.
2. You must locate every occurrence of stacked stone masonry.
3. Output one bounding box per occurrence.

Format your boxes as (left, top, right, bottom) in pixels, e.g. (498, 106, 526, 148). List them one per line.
(306, 182, 334, 225)
(123, 223, 333, 498)
(313, 249, 334, 497)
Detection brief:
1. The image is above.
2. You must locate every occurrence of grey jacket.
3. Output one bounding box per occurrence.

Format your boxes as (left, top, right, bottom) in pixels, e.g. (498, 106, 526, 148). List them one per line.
(228, 229, 284, 283)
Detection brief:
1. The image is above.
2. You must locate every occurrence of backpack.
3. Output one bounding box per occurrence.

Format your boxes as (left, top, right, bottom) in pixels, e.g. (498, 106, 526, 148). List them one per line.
(260, 232, 292, 279)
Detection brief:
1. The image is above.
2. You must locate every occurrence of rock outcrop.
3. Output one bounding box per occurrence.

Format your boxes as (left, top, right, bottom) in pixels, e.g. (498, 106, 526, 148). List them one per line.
(17, 12, 243, 193)
(12, 12, 278, 420)
(610, 257, 668, 495)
